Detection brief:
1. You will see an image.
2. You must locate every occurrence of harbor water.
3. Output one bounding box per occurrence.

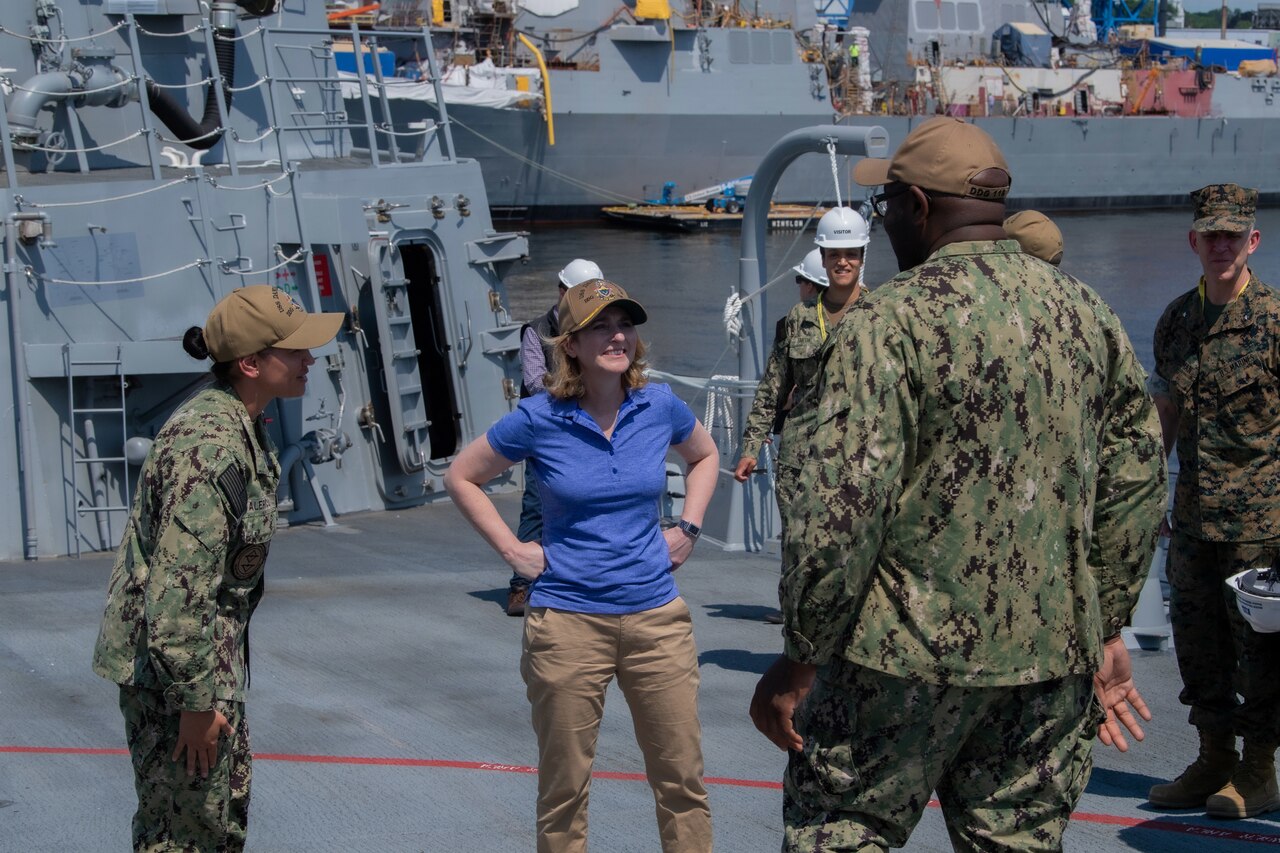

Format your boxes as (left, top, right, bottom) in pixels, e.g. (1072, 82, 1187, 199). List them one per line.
(503, 208, 1280, 403)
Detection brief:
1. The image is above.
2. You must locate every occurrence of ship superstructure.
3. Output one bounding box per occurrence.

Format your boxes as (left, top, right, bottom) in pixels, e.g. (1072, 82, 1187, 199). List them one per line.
(0, 0, 528, 559)
(329, 0, 1279, 218)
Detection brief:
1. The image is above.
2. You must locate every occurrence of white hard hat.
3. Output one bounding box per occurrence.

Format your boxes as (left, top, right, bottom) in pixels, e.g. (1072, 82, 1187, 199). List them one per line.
(1227, 568, 1280, 633)
(814, 206, 870, 249)
(792, 249, 829, 288)
(558, 258, 603, 288)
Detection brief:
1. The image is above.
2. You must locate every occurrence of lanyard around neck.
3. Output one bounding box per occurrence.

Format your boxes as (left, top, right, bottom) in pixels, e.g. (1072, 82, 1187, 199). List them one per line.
(1198, 275, 1250, 310)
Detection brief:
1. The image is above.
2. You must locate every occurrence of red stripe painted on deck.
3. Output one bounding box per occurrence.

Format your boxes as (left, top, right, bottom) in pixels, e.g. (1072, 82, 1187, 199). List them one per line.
(5, 745, 1280, 844)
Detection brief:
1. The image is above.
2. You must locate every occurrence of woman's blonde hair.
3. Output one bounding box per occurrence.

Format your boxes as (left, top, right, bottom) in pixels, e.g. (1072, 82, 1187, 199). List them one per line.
(543, 331, 649, 400)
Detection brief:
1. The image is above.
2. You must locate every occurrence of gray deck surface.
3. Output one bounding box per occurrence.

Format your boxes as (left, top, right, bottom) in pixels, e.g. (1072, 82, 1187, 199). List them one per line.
(3, 493, 1280, 851)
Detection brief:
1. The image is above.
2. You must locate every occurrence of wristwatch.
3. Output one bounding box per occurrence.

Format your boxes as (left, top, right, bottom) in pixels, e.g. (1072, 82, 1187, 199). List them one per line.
(677, 519, 701, 541)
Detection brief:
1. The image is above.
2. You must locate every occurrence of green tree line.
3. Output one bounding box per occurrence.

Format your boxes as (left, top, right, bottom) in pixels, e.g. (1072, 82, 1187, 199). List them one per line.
(1182, 8, 1256, 29)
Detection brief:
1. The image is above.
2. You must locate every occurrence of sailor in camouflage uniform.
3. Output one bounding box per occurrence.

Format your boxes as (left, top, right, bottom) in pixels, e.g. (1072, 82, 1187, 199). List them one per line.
(1146, 184, 1280, 820)
(93, 286, 343, 852)
(749, 117, 1167, 852)
(734, 208, 871, 517)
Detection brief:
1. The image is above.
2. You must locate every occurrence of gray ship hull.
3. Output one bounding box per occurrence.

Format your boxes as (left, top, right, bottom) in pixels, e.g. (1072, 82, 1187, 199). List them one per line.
(427, 108, 1280, 219)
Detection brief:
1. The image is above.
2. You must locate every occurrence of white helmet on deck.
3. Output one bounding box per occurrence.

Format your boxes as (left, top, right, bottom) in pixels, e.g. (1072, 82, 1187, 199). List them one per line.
(558, 258, 604, 288)
(1227, 568, 1280, 633)
(792, 249, 829, 288)
(814, 206, 870, 249)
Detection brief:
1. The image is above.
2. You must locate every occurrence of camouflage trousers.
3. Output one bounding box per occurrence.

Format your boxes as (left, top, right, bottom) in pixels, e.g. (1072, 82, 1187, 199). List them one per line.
(118, 685, 252, 853)
(775, 461, 801, 542)
(783, 660, 1097, 852)
(1167, 530, 1280, 742)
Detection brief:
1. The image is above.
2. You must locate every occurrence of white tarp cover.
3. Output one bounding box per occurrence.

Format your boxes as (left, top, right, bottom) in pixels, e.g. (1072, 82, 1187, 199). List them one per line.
(518, 0, 580, 17)
(339, 59, 542, 110)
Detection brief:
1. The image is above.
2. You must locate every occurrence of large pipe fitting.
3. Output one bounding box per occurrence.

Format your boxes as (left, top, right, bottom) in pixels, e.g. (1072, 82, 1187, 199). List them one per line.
(210, 2, 239, 31)
(6, 48, 132, 145)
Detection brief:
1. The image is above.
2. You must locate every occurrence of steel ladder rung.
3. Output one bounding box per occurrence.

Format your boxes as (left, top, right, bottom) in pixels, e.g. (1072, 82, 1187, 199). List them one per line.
(77, 503, 129, 514)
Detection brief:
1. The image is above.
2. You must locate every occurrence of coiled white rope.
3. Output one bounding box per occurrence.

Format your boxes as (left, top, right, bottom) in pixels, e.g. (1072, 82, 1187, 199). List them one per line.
(720, 266, 802, 343)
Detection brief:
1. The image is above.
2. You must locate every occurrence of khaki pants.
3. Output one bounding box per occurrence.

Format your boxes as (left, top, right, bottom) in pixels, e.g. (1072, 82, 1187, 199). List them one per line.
(520, 597, 711, 853)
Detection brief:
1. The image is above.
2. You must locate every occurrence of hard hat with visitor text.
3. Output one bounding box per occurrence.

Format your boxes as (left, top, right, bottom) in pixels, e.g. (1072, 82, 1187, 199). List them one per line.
(558, 258, 604, 288)
(814, 206, 870, 249)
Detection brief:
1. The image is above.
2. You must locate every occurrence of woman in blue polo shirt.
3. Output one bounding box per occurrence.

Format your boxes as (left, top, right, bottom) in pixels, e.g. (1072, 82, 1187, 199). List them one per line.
(445, 280, 719, 853)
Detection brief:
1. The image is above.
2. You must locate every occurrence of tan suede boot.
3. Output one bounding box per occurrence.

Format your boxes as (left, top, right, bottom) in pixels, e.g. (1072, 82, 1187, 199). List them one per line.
(1148, 730, 1239, 809)
(1206, 741, 1280, 819)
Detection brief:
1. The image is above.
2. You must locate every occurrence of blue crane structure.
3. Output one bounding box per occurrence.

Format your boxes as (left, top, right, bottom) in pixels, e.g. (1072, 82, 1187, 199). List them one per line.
(1087, 0, 1162, 41)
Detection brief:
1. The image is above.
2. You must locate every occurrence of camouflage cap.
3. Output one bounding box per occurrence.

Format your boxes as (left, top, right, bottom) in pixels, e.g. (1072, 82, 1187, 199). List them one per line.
(204, 285, 344, 362)
(1191, 183, 1257, 233)
(853, 117, 1011, 201)
(1004, 210, 1063, 265)
(558, 279, 648, 335)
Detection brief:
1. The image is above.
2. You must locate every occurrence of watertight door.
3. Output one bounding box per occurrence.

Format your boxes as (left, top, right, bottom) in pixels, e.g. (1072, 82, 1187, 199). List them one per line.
(366, 236, 430, 473)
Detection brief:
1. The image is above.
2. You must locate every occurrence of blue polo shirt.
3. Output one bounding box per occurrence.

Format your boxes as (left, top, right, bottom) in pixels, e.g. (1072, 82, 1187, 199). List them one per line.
(487, 383, 696, 614)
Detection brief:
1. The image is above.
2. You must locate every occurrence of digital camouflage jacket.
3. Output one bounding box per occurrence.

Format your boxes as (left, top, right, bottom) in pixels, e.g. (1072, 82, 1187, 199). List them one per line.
(782, 241, 1166, 686)
(93, 383, 280, 711)
(1152, 274, 1280, 541)
(740, 298, 829, 470)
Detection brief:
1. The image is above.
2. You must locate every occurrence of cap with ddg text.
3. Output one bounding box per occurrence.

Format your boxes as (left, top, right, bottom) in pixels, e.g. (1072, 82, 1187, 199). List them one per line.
(558, 279, 648, 335)
(203, 285, 345, 362)
(853, 117, 1011, 201)
(1191, 183, 1257, 234)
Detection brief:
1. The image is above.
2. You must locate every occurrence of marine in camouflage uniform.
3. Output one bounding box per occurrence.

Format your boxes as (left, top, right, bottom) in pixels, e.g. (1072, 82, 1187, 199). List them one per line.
(751, 118, 1166, 852)
(94, 382, 280, 852)
(1147, 183, 1280, 819)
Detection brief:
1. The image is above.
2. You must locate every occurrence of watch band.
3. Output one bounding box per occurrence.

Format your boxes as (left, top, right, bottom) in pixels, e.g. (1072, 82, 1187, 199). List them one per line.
(677, 519, 701, 540)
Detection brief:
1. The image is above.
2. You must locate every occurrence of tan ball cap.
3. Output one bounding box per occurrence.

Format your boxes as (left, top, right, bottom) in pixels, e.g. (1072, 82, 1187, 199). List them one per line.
(558, 279, 647, 335)
(204, 285, 344, 362)
(853, 116, 1011, 201)
(1004, 210, 1063, 265)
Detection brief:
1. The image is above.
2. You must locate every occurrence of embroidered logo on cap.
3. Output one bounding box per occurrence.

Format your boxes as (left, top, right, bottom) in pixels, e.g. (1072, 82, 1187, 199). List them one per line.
(271, 287, 299, 316)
